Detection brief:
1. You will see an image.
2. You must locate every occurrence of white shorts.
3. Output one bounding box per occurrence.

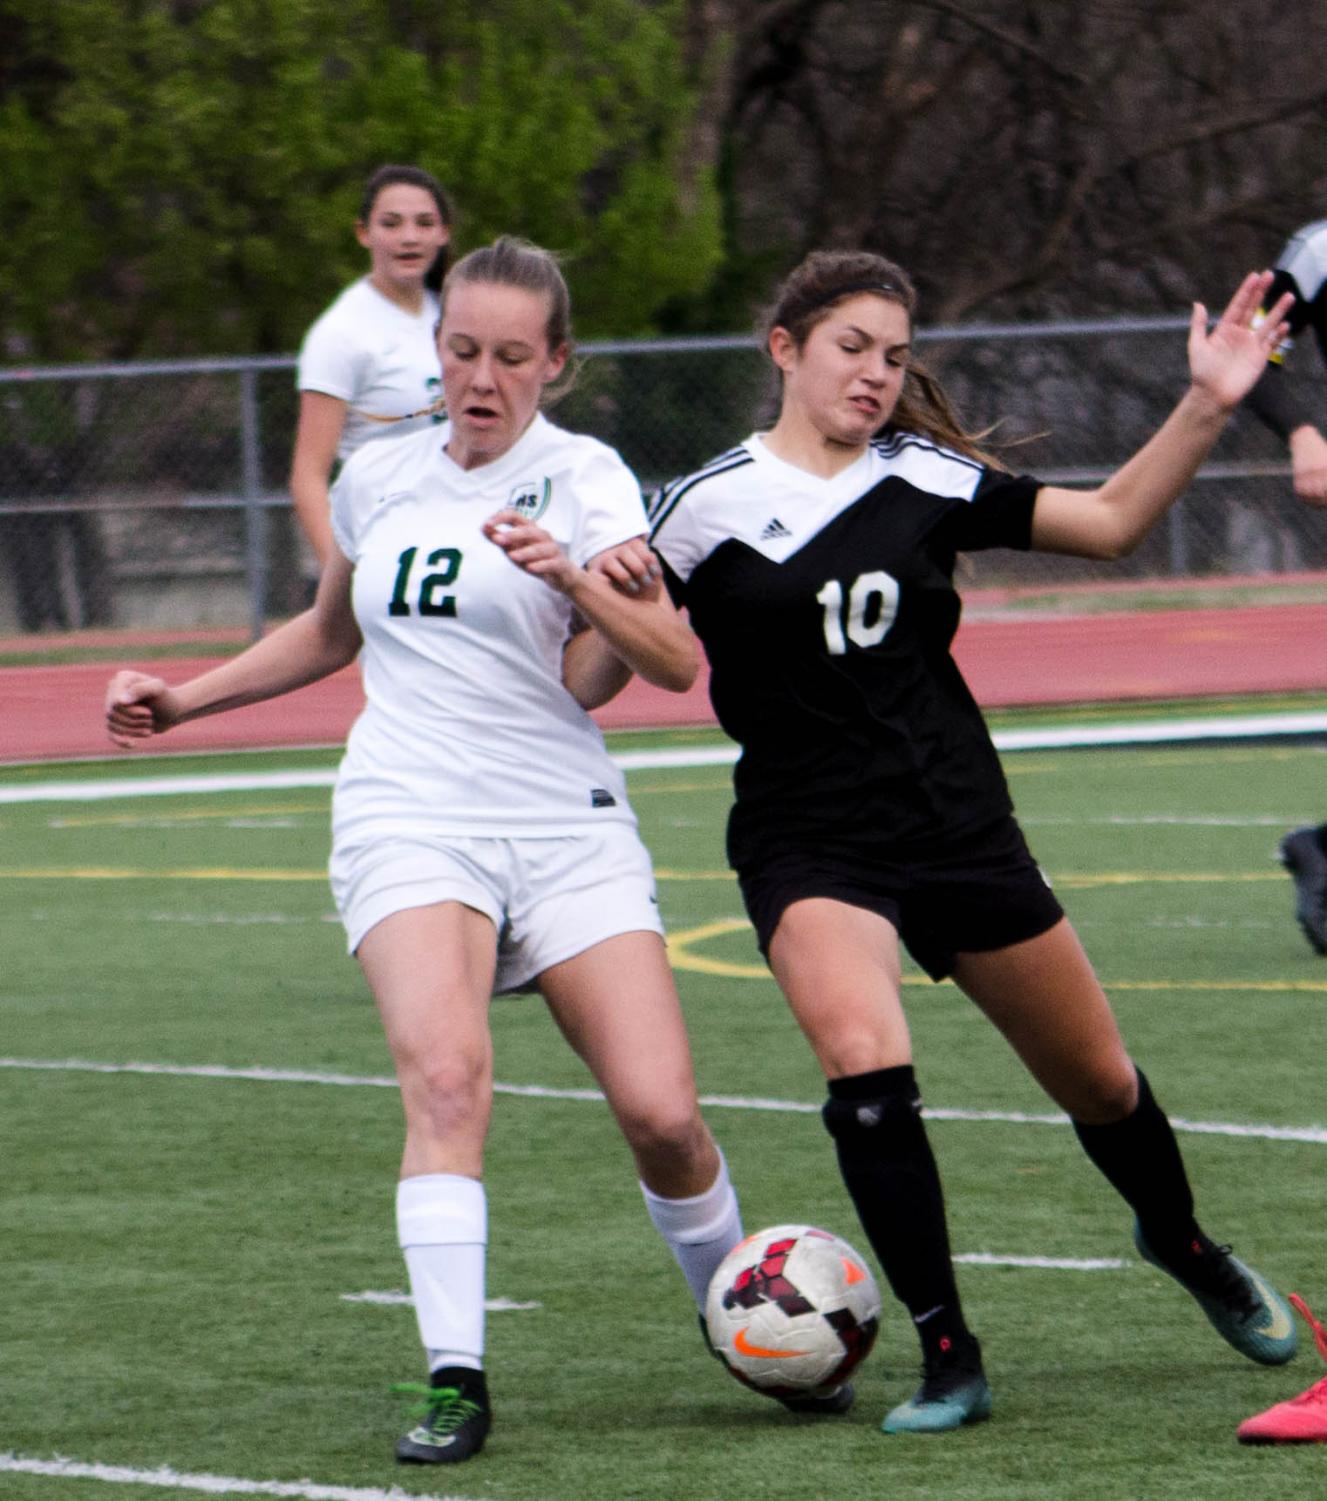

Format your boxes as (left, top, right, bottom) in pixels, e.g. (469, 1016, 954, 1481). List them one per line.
(329, 824, 665, 992)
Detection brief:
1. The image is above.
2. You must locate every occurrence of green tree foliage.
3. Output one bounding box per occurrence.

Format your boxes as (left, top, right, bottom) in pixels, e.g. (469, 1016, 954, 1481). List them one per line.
(0, 0, 722, 357)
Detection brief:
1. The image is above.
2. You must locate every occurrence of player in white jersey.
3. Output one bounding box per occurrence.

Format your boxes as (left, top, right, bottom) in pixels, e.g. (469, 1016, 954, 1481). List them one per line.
(106, 237, 746, 1467)
(622, 249, 1300, 1437)
(290, 165, 453, 567)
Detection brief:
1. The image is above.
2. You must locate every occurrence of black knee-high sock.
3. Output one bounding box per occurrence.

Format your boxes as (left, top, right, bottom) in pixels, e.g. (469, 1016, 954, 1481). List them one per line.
(823, 1065, 972, 1361)
(1072, 1068, 1203, 1265)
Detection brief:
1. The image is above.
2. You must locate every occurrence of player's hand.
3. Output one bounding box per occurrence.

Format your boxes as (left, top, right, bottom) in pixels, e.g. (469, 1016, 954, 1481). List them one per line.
(1187, 271, 1293, 412)
(1289, 426, 1327, 506)
(105, 670, 179, 747)
(587, 537, 661, 599)
(482, 508, 581, 593)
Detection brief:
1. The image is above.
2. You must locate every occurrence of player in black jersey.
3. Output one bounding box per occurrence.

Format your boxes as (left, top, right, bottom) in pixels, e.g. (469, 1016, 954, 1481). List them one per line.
(634, 250, 1301, 1435)
(1242, 218, 1327, 952)
(1246, 217, 1327, 505)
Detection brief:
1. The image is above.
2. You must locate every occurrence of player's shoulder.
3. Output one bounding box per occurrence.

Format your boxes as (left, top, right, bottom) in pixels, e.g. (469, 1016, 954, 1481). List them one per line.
(869, 429, 987, 501)
(647, 441, 758, 533)
(524, 419, 640, 502)
(1289, 217, 1327, 247)
(532, 415, 622, 467)
(302, 278, 372, 339)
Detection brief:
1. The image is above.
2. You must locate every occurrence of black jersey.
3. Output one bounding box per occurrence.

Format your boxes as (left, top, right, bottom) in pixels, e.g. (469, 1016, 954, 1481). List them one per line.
(649, 432, 1040, 871)
(1247, 218, 1327, 440)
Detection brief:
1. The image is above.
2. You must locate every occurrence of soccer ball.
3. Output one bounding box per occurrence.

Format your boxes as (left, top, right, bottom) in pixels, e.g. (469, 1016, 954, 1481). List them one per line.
(705, 1224, 881, 1398)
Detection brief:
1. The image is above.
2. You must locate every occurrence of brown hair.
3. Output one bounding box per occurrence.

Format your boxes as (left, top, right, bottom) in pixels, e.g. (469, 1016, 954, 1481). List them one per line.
(440, 236, 576, 401)
(764, 250, 1001, 466)
(359, 164, 455, 292)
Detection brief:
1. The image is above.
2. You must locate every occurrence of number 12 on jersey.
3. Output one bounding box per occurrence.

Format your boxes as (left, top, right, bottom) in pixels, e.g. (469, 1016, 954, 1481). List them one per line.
(389, 546, 463, 618)
(816, 571, 899, 655)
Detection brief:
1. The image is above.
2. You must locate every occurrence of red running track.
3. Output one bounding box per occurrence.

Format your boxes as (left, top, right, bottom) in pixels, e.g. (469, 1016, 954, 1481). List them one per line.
(5, 601, 1327, 764)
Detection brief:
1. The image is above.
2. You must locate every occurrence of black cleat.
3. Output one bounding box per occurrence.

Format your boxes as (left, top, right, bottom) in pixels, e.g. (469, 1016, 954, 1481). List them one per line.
(393, 1368, 491, 1464)
(1279, 825, 1327, 955)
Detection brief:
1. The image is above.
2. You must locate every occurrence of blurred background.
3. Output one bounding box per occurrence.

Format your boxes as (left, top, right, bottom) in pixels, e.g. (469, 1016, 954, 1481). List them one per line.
(3, 0, 1326, 637)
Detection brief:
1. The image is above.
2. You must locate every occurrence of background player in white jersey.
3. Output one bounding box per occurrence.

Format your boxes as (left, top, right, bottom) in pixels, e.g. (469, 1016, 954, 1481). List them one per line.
(1240, 218, 1327, 953)
(105, 237, 745, 1467)
(290, 164, 454, 568)
(640, 249, 1300, 1437)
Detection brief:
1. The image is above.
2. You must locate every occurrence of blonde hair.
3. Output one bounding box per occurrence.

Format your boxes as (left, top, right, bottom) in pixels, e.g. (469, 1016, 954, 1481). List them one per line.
(440, 235, 576, 404)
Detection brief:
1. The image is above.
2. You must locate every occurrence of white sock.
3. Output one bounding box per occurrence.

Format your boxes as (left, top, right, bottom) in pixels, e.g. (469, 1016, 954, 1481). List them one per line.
(396, 1173, 487, 1373)
(640, 1151, 744, 1309)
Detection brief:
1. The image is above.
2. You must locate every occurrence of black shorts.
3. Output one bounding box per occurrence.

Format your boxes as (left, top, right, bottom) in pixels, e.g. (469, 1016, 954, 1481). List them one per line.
(737, 815, 1065, 982)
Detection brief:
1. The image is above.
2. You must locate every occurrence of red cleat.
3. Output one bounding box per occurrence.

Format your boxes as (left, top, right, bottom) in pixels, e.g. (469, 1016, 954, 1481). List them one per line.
(1238, 1295, 1327, 1444)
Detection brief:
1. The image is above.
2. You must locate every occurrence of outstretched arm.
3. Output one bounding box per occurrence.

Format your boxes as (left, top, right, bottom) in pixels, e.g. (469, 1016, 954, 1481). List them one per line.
(106, 549, 362, 747)
(1031, 272, 1294, 558)
(480, 511, 698, 706)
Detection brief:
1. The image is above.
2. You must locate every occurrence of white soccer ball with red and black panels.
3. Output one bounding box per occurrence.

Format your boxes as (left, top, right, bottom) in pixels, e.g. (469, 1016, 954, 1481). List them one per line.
(705, 1224, 881, 1397)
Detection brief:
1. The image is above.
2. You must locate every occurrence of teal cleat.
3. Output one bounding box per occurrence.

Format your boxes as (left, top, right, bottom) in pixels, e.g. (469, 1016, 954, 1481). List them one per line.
(1134, 1221, 1298, 1367)
(882, 1335, 992, 1434)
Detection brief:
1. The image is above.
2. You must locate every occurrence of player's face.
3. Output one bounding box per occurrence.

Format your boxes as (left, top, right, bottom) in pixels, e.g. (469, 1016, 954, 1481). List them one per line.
(775, 294, 911, 448)
(439, 281, 568, 470)
(356, 184, 450, 291)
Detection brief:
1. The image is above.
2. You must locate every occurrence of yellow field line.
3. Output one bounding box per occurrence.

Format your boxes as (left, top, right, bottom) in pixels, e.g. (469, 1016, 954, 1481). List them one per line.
(44, 787, 731, 824)
(664, 918, 1327, 990)
(0, 866, 1284, 886)
(49, 803, 328, 827)
(1056, 870, 1282, 888)
(0, 868, 325, 881)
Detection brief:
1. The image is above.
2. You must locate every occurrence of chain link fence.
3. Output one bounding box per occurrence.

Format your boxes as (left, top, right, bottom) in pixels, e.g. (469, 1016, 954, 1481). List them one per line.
(2, 319, 1324, 637)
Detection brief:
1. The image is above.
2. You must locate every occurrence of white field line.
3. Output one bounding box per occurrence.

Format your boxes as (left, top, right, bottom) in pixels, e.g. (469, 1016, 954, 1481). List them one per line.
(3, 1056, 1325, 1147)
(4, 710, 1327, 804)
(0, 1451, 482, 1500)
(954, 1253, 1129, 1271)
(993, 710, 1327, 749)
(341, 1292, 541, 1311)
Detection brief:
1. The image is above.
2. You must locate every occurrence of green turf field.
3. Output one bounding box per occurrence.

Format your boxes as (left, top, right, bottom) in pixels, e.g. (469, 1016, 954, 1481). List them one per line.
(3, 727, 1326, 1500)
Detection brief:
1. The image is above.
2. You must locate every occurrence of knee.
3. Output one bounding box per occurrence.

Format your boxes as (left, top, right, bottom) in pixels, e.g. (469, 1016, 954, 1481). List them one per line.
(404, 1049, 492, 1141)
(1064, 1059, 1139, 1125)
(814, 1024, 903, 1082)
(619, 1099, 710, 1170)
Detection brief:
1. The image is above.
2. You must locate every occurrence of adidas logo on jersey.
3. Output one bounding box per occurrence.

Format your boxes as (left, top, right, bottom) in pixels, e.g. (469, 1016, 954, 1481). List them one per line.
(759, 517, 792, 540)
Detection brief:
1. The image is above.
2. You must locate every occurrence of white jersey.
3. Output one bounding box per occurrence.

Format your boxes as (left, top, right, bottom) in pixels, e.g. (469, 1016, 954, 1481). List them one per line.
(297, 278, 442, 460)
(329, 413, 650, 845)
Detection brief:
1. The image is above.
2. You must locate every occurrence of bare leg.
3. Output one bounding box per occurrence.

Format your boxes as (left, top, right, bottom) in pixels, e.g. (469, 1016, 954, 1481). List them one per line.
(539, 929, 742, 1307)
(539, 929, 717, 1196)
(952, 918, 1137, 1123)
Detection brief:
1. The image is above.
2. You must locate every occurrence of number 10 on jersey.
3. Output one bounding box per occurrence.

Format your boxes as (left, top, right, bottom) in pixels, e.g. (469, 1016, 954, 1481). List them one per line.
(816, 571, 899, 655)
